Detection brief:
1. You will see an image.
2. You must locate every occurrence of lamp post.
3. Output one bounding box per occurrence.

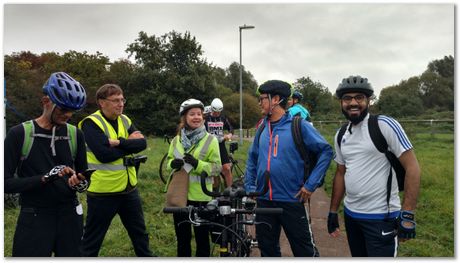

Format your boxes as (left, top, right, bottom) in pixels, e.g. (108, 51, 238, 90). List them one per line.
(239, 24, 255, 145)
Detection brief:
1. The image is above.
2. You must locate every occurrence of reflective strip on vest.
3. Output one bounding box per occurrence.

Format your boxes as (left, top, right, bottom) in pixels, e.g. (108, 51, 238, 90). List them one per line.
(88, 163, 126, 171)
(189, 175, 213, 184)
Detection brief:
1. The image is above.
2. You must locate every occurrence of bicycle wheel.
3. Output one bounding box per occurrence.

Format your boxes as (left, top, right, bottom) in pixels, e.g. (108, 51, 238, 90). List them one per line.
(158, 153, 168, 184)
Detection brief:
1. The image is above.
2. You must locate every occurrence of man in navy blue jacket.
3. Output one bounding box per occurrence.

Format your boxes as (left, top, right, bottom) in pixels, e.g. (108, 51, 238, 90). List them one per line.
(245, 80, 333, 257)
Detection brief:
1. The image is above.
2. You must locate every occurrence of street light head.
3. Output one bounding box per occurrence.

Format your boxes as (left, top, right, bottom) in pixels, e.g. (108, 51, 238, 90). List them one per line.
(239, 25, 255, 30)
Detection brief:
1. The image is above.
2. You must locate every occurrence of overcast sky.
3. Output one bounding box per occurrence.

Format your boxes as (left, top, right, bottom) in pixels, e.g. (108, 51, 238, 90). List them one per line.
(3, 2, 455, 98)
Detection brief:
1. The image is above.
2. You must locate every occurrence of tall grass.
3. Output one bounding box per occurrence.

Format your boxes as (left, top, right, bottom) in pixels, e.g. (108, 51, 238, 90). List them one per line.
(3, 132, 454, 257)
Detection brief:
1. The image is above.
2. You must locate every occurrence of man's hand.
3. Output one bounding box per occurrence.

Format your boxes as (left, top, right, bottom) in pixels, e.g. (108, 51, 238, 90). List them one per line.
(398, 210, 416, 242)
(108, 139, 120, 147)
(294, 186, 312, 202)
(327, 212, 341, 237)
(68, 172, 90, 193)
(128, 131, 144, 139)
(42, 165, 74, 184)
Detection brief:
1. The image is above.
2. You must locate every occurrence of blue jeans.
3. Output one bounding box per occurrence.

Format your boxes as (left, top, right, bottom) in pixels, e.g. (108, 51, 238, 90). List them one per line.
(255, 199, 319, 257)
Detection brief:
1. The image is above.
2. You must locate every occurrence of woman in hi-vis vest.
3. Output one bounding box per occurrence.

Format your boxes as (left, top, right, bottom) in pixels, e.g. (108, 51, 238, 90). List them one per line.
(166, 98, 221, 257)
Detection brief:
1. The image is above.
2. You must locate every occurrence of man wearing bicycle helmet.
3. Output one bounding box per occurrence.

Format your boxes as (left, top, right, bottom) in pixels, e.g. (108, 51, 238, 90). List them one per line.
(245, 80, 333, 257)
(79, 84, 153, 256)
(204, 98, 234, 188)
(328, 75, 421, 257)
(167, 98, 221, 257)
(4, 72, 90, 256)
(287, 90, 312, 123)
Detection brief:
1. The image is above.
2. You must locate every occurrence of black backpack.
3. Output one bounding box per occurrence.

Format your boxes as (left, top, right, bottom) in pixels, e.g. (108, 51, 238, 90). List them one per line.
(336, 115, 406, 209)
(255, 116, 325, 187)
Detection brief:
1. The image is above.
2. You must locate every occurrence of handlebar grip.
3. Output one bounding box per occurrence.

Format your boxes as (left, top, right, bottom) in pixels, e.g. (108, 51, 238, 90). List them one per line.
(254, 208, 283, 215)
(163, 207, 190, 214)
(200, 172, 221, 197)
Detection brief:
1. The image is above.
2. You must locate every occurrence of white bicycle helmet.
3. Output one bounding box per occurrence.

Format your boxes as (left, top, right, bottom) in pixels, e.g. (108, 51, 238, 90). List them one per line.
(211, 98, 223, 112)
(204, 105, 211, 114)
(179, 98, 204, 116)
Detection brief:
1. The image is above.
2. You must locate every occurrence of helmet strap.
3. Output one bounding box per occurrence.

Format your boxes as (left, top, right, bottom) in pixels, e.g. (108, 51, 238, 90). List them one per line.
(48, 104, 61, 127)
(267, 95, 284, 119)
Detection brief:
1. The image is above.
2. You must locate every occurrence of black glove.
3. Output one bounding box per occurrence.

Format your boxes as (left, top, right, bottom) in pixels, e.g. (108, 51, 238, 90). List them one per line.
(398, 210, 416, 239)
(171, 158, 184, 170)
(42, 165, 66, 184)
(327, 212, 339, 234)
(183, 153, 199, 169)
(71, 180, 90, 193)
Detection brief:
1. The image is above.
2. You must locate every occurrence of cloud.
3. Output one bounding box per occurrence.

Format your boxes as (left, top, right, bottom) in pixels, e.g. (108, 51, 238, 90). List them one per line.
(3, 3, 454, 97)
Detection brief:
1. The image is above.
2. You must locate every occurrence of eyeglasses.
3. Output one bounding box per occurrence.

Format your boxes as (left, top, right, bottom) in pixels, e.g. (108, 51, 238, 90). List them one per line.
(341, 94, 366, 104)
(56, 106, 75, 114)
(104, 98, 126, 104)
(258, 96, 269, 103)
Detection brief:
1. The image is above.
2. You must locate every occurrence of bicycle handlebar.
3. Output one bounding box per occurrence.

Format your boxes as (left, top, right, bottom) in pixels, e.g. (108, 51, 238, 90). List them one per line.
(163, 206, 282, 215)
(200, 171, 269, 198)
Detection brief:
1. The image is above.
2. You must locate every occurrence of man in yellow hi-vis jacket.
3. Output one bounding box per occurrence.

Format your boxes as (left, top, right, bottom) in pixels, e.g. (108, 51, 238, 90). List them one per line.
(78, 84, 153, 257)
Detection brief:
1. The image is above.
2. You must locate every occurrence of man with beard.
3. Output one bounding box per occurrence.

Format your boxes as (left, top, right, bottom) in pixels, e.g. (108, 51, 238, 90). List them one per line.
(4, 72, 90, 256)
(327, 75, 421, 257)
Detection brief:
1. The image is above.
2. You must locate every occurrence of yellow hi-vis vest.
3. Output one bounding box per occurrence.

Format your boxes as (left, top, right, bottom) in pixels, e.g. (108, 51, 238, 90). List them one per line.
(167, 133, 221, 201)
(78, 110, 137, 194)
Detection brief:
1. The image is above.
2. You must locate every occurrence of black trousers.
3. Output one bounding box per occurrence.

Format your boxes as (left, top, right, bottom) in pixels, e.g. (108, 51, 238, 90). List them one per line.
(12, 202, 83, 257)
(80, 189, 153, 257)
(173, 200, 211, 257)
(344, 213, 398, 257)
(255, 199, 319, 257)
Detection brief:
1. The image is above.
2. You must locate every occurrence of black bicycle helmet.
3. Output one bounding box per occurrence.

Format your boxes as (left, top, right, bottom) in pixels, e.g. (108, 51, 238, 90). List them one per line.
(292, 90, 303, 100)
(257, 80, 292, 99)
(335, 75, 374, 98)
(43, 72, 87, 110)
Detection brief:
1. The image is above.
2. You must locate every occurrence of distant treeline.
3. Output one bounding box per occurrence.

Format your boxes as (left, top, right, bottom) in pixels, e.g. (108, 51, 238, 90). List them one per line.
(4, 30, 454, 135)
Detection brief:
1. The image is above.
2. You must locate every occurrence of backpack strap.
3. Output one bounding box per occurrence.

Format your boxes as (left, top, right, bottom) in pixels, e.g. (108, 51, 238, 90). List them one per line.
(368, 115, 387, 152)
(291, 116, 310, 183)
(21, 120, 35, 160)
(368, 114, 406, 217)
(255, 119, 266, 145)
(66, 124, 78, 160)
(336, 122, 348, 149)
(367, 114, 391, 211)
(21, 120, 77, 161)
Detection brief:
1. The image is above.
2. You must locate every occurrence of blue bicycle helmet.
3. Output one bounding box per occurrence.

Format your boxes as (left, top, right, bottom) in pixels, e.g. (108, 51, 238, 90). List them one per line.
(43, 72, 87, 111)
(292, 90, 303, 100)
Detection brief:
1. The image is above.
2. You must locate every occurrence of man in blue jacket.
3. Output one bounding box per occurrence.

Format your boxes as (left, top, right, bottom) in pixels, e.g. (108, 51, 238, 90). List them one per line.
(245, 80, 333, 257)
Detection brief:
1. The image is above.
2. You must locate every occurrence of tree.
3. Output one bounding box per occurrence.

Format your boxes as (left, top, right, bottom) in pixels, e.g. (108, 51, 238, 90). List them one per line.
(427, 55, 454, 79)
(419, 71, 453, 111)
(223, 92, 261, 129)
(375, 77, 424, 117)
(224, 62, 258, 94)
(125, 31, 218, 135)
(293, 77, 336, 118)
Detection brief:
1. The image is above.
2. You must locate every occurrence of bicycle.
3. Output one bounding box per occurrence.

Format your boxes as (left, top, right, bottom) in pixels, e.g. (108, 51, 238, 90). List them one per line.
(163, 171, 282, 257)
(159, 134, 172, 184)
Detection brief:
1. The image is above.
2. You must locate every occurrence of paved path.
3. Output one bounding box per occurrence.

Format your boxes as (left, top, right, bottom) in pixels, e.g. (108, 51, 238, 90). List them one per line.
(250, 187, 350, 257)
